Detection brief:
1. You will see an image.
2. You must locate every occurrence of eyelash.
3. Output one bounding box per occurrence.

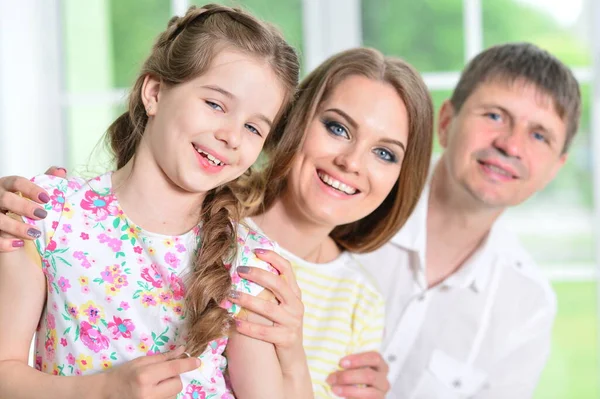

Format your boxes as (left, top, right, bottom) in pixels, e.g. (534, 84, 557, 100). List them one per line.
(322, 119, 398, 163)
(206, 101, 262, 137)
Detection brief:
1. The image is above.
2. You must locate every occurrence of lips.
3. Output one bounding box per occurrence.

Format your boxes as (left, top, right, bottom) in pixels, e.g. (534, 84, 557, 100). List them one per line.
(477, 159, 518, 179)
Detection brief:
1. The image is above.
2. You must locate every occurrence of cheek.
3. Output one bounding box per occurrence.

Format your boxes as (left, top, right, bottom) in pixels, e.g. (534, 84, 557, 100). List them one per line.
(368, 165, 400, 200)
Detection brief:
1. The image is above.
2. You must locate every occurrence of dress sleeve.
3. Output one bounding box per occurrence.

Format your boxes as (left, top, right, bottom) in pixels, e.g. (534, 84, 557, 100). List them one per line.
(349, 281, 386, 354)
(222, 223, 279, 317)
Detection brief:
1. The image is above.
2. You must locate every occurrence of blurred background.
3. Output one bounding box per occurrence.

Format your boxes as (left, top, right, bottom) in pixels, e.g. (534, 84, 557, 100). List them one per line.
(0, 0, 598, 397)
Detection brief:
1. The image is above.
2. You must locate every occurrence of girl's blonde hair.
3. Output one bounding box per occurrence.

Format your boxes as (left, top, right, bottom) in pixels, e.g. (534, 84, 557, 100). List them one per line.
(258, 48, 433, 252)
(106, 4, 300, 355)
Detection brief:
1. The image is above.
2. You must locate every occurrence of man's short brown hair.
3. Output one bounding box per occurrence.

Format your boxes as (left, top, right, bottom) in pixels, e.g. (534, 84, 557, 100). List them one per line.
(450, 42, 581, 153)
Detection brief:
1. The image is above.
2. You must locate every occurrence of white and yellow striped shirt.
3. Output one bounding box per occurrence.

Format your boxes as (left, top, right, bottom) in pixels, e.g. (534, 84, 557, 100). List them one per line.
(280, 247, 385, 397)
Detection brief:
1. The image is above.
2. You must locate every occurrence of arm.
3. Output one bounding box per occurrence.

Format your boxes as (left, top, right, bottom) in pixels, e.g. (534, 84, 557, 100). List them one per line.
(474, 307, 555, 399)
(226, 289, 285, 399)
(230, 250, 313, 399)
(0, 226, 102, 398)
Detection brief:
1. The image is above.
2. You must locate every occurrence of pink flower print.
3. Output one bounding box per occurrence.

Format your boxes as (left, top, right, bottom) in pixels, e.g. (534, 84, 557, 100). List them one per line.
(49, 188, 65, 212)
(183, 384, 206, 399)
(140, 334, 152, 345)
(100, 268, 115, 284)
(75, 369, 82, 376)
(125, 344, 135, 353)
(113, 274, 128, 289)
(97, 234, 122, 252)
(46, 313, 56, 329)
(52, 302, 59, 311)
(35, 356, 42, 371)
(80, 321, 110, 353)
(52, 221, 59, 230)
(231, 271, 241, 285)
(80, 232, 89, 240)
(66, 353, 76, 365)
(44, 336, 56, 361)
(161, 315, 171, 324)
(133, 246, 143, 254)
(105, 296, 113, 303)
(120, 301, 130, 310)
(60, 338, 68, 347)
(82, 302, 102, 324)
(80, 190, 118, 221)
(136, 256, 145, 264)
(100, 353, 110, 361)
(67, 179, 81, 190)
(158, 291, 172, 305)
(57, 277, 71, 292)
(173, 304, 184, 316)
(141, 294, 157, 307)
(176, 243, 186, 253)
(81, 259, 91, 269)
(73, 251, 85, 260)
(67, 304, 78, 318)
(46, 239, 57, 252)
(59, 235, 69, 246)
(62, 224, 72, 233)
(169, 274, 185, 300)
(141, 264, 163, 288)
(164, 252, 180, 269)
(82, 286, 90, 294)
(220, 393, 235, 399)
(108, 316, 135, 339)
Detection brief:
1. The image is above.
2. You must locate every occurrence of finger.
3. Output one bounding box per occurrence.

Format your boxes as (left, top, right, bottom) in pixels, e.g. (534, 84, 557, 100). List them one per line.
(0, 212, 42, 240)
(144, 355, 201, 381)
(237, 266, 299, 309)
(0, 189, 48, 223)
(233, 318, 294, 346)
(45, 166, 67, 178)
(331, 384, 384, 399)
(229, 290, 296, 326)
(155, 375, 185, 398)
(254, 249, 302, 298)
(339, 351, 389, 373)
(0, 237, 24, 252)
(327, 367, 390, 394)
(0, 176, 50, 205)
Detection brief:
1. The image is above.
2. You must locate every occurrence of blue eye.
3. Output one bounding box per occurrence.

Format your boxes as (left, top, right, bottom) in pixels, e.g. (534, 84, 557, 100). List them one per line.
(206, 101, 224, 112)
(324, 120, 349, 139)
(245, 124, 261, 136)
(486, 112, 501, 122)
(373, 148, 397, 163)
(532, 132, 546, 142)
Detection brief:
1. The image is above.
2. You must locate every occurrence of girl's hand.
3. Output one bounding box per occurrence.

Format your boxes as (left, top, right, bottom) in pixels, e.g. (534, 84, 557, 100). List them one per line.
(229, 249, 305, 375)
(0, 167, 66, 251)
(101, 346, 200, 399)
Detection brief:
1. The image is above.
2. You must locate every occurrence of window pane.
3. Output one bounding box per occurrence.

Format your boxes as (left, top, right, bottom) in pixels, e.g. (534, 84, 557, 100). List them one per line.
(534, 281, 599, 398)
(482, 0, 591, 67)
(361, 0, 464, 72)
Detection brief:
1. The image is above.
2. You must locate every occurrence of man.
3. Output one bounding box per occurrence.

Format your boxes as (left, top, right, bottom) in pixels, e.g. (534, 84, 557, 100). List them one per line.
(334, 42, 579, 398)
(0, 43, 581, 399)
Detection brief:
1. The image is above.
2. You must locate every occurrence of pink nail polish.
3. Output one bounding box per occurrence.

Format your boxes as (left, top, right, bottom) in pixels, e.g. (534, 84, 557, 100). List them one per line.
(12, 240, 24, 247)
(254, 248, 266, 254)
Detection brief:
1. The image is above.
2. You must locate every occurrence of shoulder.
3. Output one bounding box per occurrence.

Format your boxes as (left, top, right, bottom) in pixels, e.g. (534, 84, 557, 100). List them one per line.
(342, 253, 385, 305)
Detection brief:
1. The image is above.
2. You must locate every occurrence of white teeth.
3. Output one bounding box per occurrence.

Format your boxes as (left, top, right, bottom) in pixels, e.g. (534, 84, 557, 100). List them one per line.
(487, 164, 511, 177)
(193, 145, 224, 166)
(317, 172, 357, 195)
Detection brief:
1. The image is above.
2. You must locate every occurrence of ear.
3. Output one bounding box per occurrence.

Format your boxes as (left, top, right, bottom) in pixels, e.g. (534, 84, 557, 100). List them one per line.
(437, 100, 455, 149)
(141, 75, 162, 117)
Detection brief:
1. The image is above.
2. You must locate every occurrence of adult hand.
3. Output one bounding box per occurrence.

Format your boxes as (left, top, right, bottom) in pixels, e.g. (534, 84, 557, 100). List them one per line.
(228, 249, 305, 374)
(326, 351, 390, 399)
(0, 167, 66, 251)
(101, 346, 200, 399)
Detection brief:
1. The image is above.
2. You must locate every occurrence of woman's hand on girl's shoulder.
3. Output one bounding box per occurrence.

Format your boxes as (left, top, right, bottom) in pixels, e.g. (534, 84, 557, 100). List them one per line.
(0, 167, 66, 251)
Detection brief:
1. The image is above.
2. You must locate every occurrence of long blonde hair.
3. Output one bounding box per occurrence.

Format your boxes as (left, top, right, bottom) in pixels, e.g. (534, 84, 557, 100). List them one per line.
(106, 4, 300, 355)
(258, 48, 433, 252)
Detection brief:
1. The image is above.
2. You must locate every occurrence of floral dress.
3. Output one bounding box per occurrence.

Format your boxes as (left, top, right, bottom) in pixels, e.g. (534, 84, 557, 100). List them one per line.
(25, 173, 277, 399)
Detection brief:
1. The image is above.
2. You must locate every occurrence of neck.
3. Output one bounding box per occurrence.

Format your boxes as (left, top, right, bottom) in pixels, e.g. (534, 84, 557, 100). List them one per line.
(252, 190, 340, 263)
(424, 159, 503, 284)
(111, 141, 206, 236)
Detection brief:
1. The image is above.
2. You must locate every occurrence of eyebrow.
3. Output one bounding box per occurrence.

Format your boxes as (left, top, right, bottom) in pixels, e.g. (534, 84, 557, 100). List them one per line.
(325, 107, 406, 152)
(202, 84, 273, 128)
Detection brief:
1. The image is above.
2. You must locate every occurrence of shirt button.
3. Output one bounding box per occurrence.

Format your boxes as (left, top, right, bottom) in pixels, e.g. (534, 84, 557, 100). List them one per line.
(417, 294, 426, 301)
(387, 354, 397, 362)
(452, 379, 462, 388)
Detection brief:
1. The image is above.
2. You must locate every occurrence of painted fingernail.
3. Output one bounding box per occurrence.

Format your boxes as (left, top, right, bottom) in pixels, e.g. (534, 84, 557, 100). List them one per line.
(33, 208, 48, 219)
(27, 228, 41, 238)
(235, 319, 242, 327)
(237, 266, 250, 274)
(340, 359, 351, 368)
(254, 248, 267, 254)
(38, 193, 50, 203)
(12, 240, 24, 247)
(229, 290, 240, 299)
(56, 167, 67, 173)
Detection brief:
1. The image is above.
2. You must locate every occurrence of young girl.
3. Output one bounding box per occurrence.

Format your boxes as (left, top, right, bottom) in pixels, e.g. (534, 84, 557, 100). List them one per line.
(0, 4, 305, 399)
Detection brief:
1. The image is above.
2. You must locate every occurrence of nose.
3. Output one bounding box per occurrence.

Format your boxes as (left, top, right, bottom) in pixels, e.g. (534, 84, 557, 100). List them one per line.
(334, 145, 363, 175)
(214, 119, 242, 149)
(493, 125, 525, 159)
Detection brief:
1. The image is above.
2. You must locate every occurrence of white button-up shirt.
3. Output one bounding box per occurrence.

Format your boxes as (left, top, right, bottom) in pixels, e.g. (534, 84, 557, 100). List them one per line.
(354, 183, 557, 399)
